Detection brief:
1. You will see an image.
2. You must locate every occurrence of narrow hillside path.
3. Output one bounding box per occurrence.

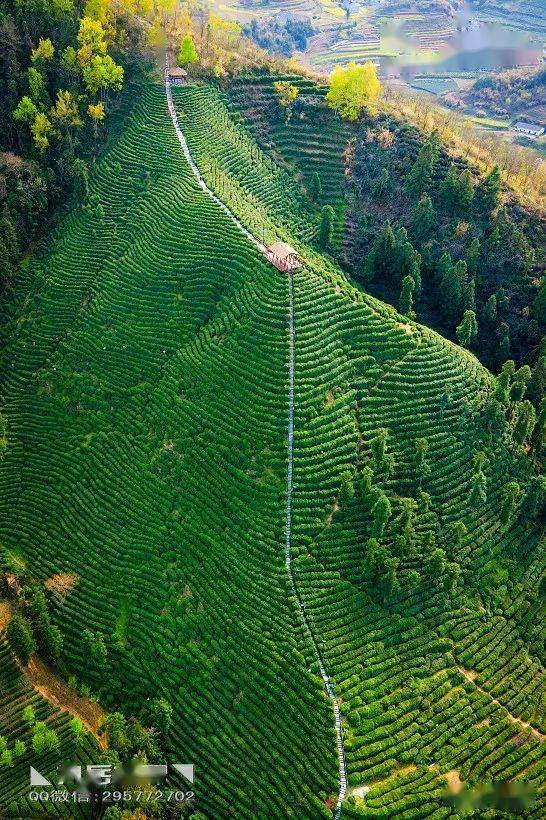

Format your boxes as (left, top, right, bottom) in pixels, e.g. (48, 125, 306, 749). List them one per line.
(26, 656, 107, 750)
(285, 272, 348, 818)
(2, 625, 107, 750)
(164, 66, 348, 817)
(457, 666, 544, 741)
(165, 64, 267, 256)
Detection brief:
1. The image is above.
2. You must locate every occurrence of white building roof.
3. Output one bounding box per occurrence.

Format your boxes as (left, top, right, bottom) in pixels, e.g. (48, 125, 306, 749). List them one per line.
(515, 122, 544, 134)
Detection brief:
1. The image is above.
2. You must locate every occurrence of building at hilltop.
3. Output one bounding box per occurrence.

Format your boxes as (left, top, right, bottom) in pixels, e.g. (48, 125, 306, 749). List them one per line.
(168, 66, 188, 86)
(266, 241, 302, 272)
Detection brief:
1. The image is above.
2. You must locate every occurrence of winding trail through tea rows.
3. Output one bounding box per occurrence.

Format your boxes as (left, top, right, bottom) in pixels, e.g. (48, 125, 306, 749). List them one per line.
(165, 63, 348, 818)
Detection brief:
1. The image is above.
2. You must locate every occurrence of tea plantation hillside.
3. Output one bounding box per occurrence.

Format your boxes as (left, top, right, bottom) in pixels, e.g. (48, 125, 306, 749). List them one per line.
(171, 81, 350, 256)
(171, 80, 545, 815)
(222, 73, 545, 372)
(0, 76, 543, 818)
(0, 82, 338, 816)
(173, 84, 317, 245)
(225, 75, 351, 243)
(290, 266, 546, 816)
(0, 635, 101, 817)
(226, 75, 350, 207)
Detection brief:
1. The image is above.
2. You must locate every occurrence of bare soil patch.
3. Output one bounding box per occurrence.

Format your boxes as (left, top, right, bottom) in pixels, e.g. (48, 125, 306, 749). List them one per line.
(326, 498, 340, 525)
(25, 656, 107, 749)
(351, 785, 371, 799)
(45, 572, 79, 604)
(445, 770, 464, 794)
(0, 600, 12, 630)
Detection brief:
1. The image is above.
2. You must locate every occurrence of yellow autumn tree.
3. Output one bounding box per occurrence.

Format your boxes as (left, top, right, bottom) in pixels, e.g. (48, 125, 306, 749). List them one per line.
(51, 90, 81, 125)
(158, 4, 191, 43)
(88, 101, 105, 136)
(77, 17, 107, 67)
(30, 113, 54, 151)
(137, 0, 153, 16)
(274, 81, 299, 109)
(113, 0, 138, 15)
(31, 38, 55, 62)
(74, 16, 123, 98)
(326, 61, 381, 121)
(208, 13, 241, 50)
(83, 0, 110, 22)
(51, 90, 82, 148)
(82, 54, 123, 95)
(155, 0, 178, 22)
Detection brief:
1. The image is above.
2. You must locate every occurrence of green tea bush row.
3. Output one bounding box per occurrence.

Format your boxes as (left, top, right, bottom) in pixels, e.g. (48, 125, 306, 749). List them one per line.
(0, 82, 340, 815)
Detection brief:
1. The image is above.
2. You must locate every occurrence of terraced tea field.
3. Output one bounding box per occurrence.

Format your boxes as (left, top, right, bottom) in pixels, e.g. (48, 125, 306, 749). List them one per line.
(175, 76, 351, 248)
(290, 272, 546, 814)
(0, 82, 338, 816)
(171, 83, 316, 245)
(0, 636, 100, 817)
(227, 74, 350, 211)
(0, 73, 543, 818)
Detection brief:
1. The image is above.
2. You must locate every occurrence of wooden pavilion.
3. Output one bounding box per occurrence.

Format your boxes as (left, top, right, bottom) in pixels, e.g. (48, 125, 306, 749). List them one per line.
(168, 66, 188, 86)
(266, 241, 302, 272)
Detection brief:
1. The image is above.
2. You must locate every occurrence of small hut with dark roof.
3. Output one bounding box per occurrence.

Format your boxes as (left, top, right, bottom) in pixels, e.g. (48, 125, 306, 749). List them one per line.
(169, 66, 188, 85)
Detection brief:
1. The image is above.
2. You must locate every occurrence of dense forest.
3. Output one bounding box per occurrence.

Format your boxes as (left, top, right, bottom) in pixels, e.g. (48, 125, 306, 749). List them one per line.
(0, 0, 150, 289)
(243, 17, 315, 58)
(344, 113, 545, 372)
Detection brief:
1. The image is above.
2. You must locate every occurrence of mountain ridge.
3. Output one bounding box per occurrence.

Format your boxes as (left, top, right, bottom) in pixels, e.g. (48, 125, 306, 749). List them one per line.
(0, 75, 543, 817)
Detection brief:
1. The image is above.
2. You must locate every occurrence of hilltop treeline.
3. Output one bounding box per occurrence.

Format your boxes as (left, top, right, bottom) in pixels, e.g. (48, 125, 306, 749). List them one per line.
(0, 0, 153, 289)
(345, 114, 545, 373)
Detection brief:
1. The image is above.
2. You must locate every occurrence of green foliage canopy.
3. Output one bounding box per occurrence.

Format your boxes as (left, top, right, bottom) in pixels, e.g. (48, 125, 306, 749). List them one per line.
(326, 61, 381, 120)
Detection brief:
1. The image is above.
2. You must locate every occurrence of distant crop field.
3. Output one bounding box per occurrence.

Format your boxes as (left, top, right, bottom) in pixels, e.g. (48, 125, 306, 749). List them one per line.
(410, 77, 459, 95)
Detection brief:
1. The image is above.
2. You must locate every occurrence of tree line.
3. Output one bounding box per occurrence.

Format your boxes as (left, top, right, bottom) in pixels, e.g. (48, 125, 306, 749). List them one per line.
(0, 0, 153, 291)
(346, 121, 544, 381)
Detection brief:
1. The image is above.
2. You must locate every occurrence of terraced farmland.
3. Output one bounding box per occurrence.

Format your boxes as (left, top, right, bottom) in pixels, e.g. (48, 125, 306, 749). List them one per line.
(0, 637, 99, 817)
(0, 82, 338, 815)
(172, 83, 316, 244)
(0, 73, 543, 819)
(226, 75, 351, 221)
(173, 78, 351, 248)
(289, 269, 545, 815)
